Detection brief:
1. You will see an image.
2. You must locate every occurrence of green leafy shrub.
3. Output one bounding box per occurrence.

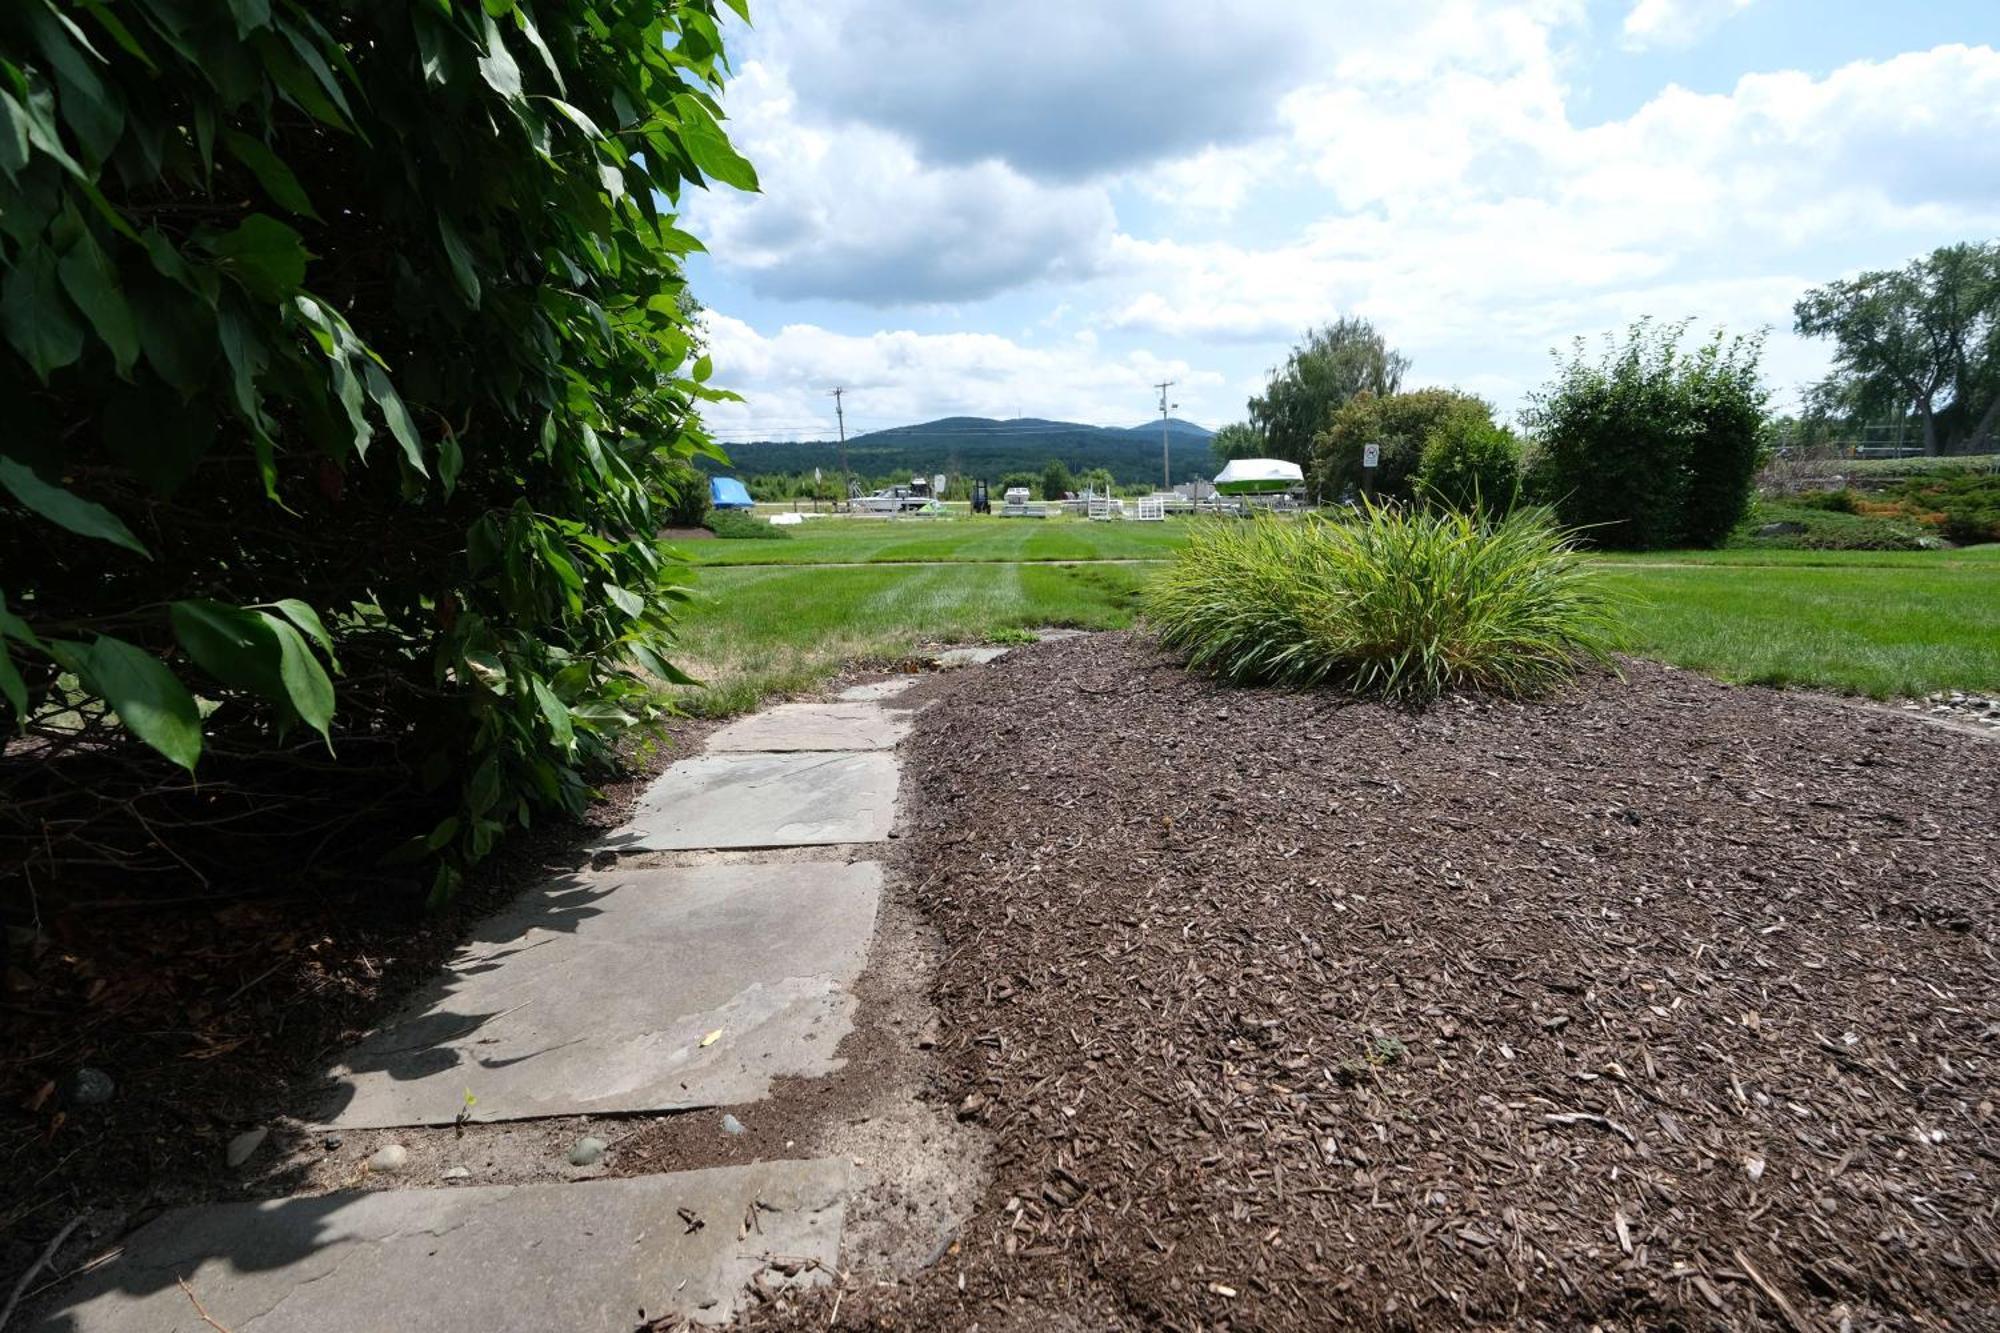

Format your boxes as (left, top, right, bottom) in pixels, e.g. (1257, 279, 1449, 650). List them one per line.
(703, 509, 790, 540)
(1794, 488, 1862, 514)
(1146, 506, 1618, 705)
(1896, 474, 2000, 545)
(0, 0, 755, 901)
(1415, 417, 1522, 512)
(664, 464, 716, 527)
(1311, 389, 1495, 504)
(1524, 321, 1768, 550)
(1729, 503, 1931, 550)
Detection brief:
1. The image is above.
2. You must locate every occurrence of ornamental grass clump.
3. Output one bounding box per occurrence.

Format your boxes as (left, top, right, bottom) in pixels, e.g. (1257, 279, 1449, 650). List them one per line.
(1146, 504, 1619, 705)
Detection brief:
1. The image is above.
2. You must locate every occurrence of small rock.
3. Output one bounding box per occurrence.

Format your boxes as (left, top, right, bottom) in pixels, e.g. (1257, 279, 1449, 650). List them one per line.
(226, 1127, 269, 1168)
(956, 1092, 988, 1122)
(441, 1166, 472, 1180)
(720, 1114, 745, 1136)
(567, 1135, 607, 1166)
(322, 1135, 343, 1152)
(368, 1144, 410, 1174)
(64, 1067, 115, 1107)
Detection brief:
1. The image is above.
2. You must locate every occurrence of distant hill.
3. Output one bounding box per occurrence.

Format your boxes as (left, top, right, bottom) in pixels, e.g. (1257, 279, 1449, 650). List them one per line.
(704, 416, 1217, 487)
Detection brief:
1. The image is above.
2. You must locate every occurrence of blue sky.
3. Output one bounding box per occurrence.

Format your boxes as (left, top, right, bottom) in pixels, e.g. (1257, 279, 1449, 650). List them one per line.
(683, 0, 2000, 444)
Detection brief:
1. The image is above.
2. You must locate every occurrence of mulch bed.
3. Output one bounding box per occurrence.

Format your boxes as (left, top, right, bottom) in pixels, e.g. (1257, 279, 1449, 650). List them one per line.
(865, 634, 1998, 1330)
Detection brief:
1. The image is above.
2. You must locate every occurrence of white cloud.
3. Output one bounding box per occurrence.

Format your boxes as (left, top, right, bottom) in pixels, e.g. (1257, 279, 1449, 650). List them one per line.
(687, 63, 1115, 305)
(766, 0, 1348, 181)
(1099, 45, 2000, 398)
(699, 314, 1226, 441)
(1622, 0, 1757, 51)
(691, 0, 2000, 432)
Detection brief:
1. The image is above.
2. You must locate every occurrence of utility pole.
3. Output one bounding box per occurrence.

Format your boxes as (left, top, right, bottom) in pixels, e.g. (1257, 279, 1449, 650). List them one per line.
(1155, 379, 1177, 494)
(829, 387, 850, 508)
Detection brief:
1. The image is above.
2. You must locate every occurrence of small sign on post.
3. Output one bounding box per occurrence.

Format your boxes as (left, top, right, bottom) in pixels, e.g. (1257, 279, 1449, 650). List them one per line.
(1361, 441, 1380, 500)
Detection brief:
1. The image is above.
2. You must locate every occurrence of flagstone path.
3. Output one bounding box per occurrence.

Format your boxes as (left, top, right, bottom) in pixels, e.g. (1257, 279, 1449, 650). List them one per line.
(31, 663, 967, 1332)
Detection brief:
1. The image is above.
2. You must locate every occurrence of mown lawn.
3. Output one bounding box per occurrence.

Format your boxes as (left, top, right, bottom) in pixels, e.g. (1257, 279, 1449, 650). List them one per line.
(1604, 560, 2000, 697)
(669, 560, 1147, 714)
(666, 517, 2000, 712)
(678, 514, 1190, 566)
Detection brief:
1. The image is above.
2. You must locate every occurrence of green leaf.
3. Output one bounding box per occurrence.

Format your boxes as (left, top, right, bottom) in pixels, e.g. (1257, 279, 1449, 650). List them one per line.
(221, 130, 320, 219)
(363, 362, 426, 475)
(224, 0, 273, 37)
(79, 634, 202, 771)
(476, 10, 523, 101)
(0, 591, 44, 650)
(0, 92, 33, 182)
(670, 94, 759, 192)
(629, 640, 699, 687)
(0, 637, 25, 722)
(259, 598, 338, 666)
(56, 224, 140, 375)
(438, 431, 463, 497)
(170, 599, 284, 698)
(0, 457, 149, 556)
(512, 7, 564, 93)
(424, 815, 461, 851)
(79, 3, 156, 70)
(437, 216, 481, 308)
(259, 612, 335, 745)
(530, 677, 573, 749)
(210, 214, 308, 302)
(604, 583, 643, 618)
(541, 97, 603, 141)
(1, 245, 85, 380)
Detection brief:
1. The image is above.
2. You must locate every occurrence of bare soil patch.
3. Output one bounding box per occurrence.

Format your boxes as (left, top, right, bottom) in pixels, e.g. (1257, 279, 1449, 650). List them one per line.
(845, 633, 1998, 1329)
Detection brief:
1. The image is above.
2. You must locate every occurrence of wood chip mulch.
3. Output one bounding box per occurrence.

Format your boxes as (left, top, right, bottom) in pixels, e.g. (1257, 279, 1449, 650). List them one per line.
(872, 633, 1998, 1330)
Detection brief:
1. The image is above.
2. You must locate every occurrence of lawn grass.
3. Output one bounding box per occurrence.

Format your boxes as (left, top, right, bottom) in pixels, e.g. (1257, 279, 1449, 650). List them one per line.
(1603, 561, 2000, 697)
(662, 515, 2000, 713)
(676, 515, 1191, 566)
(667, 560, 1147, 714)
(1593, 545, 2000, 569)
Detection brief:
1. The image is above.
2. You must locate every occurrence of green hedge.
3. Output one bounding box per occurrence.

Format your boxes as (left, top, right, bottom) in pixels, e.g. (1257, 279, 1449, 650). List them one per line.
(0, 0, 755, 900)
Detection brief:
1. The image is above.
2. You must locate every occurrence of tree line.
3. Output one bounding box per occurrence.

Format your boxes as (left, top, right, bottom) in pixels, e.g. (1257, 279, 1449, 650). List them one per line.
(1205, 238, 1998, 549)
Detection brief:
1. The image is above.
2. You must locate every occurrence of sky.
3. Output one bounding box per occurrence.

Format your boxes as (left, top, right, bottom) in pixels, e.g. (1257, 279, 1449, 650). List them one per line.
(681, 0, 2000, 445)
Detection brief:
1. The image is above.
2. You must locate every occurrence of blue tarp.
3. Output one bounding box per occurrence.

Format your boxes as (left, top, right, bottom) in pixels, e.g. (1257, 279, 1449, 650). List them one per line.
(709, 476, 754, 509)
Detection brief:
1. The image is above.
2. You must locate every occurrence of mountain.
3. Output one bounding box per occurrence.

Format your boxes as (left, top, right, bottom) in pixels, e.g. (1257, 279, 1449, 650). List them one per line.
(706, 416, 1218, 487)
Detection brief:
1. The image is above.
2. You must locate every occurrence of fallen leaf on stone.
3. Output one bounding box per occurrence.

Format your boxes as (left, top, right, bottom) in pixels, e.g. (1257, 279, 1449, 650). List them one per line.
(700, 1029, 722, 1047)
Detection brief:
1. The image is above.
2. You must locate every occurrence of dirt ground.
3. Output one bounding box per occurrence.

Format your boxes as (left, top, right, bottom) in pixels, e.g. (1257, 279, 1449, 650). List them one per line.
(815, 633, 1998, 1331)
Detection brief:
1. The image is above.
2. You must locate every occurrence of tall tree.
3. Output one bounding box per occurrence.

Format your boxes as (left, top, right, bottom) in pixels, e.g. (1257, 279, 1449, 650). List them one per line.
(1794, 242, 2000, 456)
(1248, 319, 1409, 465)
(1207, 422, 1265, 468)
(1040, 459, 1074, 501)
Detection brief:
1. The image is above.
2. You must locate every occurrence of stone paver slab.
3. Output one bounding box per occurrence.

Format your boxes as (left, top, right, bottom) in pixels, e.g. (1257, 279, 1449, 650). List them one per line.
(33, 1162, 848, 1333)
(318, 861, 881, 1127)
(599, 751, 897, 852)
(708, 701, 910, 751)
(934, 646, 1010, 667)
(836, 677, 920, 703)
